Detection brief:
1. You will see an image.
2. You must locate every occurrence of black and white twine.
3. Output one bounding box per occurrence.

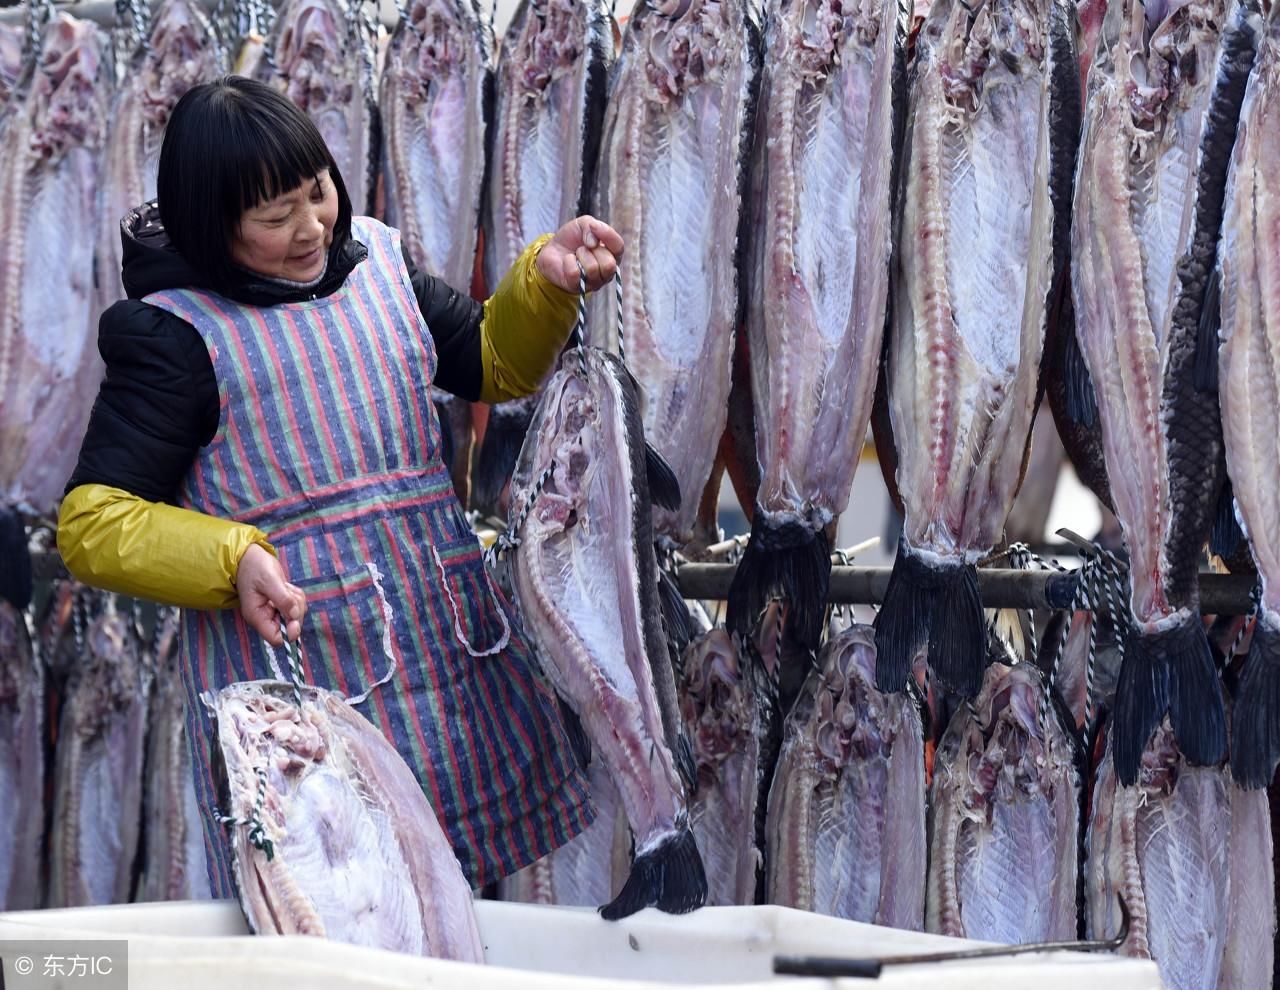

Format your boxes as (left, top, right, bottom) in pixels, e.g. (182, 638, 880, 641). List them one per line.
(213, 766, 275, 861)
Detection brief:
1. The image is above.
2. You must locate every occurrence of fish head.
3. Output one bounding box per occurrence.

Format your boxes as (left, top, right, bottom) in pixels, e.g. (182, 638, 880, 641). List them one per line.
(511, 0, 589, 94)
(963, 662, 1062, 803)
(679, 629, 751, 777)
(274, 0, 355, 110)
(26, 15, 107, 161)
(811, 625, 896, 769)
(638, 0, 738, 102)
(928, 0, 1048, 108)
(139, 0, 220, 129)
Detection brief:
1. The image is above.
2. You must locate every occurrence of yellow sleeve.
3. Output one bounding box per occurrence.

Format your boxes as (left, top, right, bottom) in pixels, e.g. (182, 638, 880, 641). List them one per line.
(57, 484, 275, 610)
(479, 233, 579, 403)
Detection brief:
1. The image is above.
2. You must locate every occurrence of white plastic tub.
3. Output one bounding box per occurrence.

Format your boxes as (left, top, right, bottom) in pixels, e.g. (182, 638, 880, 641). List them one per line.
(0, 899, 1163, 989)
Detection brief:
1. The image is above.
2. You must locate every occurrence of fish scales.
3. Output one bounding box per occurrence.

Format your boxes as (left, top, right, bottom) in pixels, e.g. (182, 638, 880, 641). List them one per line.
(765, 625, 926, 929)
(380, 0, 492, 292)
(1217, 3, 1280, 789)
(0, 602, 44, 910)
(926, 661, 1079, 943)
(509, 346, 706, 919)
(1087, 724, 1233, 990)
(47, 603, 148, 908)
(874, 0, 1078, 697)
(1071, 0, 1260, 784)
(258, 0, 378, 216)
(0, 15, 111, 518)
(473, 0, 614, 518)
(679, 629, 760, 907)
(726, 0, 905, 650)
(590, 0, 760, 551)
(96, 0, 223, 314)
(210, 680, 483, 961)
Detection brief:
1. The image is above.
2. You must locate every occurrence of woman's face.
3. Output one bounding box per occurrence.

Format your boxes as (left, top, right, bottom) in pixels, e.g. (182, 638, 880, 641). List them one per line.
(230, 170, 338, 282)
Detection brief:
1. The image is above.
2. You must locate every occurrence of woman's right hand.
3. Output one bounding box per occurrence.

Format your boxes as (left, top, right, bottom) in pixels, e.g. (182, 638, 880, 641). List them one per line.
(236, 544, 307, 645)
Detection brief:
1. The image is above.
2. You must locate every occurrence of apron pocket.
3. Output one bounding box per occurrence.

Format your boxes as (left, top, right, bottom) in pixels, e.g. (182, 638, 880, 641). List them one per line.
(429, 532, 512, 658)
(291, 562, 399, 703)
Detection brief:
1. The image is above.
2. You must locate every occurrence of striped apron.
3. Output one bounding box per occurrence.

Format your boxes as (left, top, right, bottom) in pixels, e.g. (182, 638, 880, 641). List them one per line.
(144, 216, 593, 897)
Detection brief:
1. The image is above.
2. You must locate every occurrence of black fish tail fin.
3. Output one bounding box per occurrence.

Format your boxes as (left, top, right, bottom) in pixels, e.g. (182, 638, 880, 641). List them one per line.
(600, 821, 707, 920)
(1112, 615, 1226, 785)
(1230, 614, 1280, 789)
(675, 731, 698, 796)
(1168, 616, 1227, 769)
(927, 561, 986, 697)
(726, 514, 831, 652)
(1209, 479, 1245, 562)
(0, 506, 32, 611)
(472, 406, 534, 517)
(873, 546, 929, 693)
(873, 545, 985, 697)
(645, 443, 682, 513)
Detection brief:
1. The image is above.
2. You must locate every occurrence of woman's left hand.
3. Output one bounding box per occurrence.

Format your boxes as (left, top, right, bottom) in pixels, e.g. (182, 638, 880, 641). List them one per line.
(536, 216, 625, 293)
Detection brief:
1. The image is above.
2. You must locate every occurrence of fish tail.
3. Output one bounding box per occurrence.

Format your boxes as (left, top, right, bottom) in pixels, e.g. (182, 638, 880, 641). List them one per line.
(471, 406, 533, 517)
(1062, 326, 1098, 427)
(726, 514, 831, 651)
(1230, 614, 1280, 789)
(0, 506, 31, 610)
(1112, 615, 1225, 785)
(599, 821, 707, 920)
(1209, 479, 1245, 562)
(874, 544, 986, 697)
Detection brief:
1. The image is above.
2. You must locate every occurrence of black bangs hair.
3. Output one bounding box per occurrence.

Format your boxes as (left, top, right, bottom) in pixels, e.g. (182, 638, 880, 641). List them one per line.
(156, 75, 353, 288)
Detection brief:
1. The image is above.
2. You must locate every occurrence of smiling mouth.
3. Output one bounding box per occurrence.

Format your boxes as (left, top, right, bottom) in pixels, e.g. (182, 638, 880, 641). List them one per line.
(291, 246, 323, 264)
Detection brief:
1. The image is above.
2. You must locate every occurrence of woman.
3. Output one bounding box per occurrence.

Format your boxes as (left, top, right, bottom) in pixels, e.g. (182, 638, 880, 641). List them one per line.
(57, 75, 621, 897)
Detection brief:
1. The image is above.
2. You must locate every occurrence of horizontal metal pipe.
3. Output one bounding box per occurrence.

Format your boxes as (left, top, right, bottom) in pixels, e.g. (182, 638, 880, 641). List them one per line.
(675, 563, 1259, 615)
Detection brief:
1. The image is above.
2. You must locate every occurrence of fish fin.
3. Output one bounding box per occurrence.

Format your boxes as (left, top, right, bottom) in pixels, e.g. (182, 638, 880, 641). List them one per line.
(1209, 479, 1244, 562)
(1230, 616, 1280, 789)
(0, 507, 31, 611)
(645, 443, 682, 513)
(657, 565, 694, 662)
(472, 406, 533, 516)
(1062, 327, 1098, 427)
(1195, 267, 1222, 393)
(676, 731, 698, 796)
(1111, 631, 1171, 787)
(873, 546, 930, 693)
(927, 562, 987, 698)
(599, 822, 707, 920)
(1167, 618, 1227, 769)
(726, 515, 831, 651)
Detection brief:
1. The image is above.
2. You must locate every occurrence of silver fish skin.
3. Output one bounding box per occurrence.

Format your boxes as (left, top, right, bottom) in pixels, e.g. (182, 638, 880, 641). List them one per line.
(0, 14, 110, 515)
(1218, 778, 1275, 989)
(47, 602, 148, 908)
(730, 0, 903, 648)
(381, 0, 492, 290)
(259, 0, 378, 216)
(679, 628, 759, 907)
(1087, 724, 1231, 990)
(875, 0, 1078, 697)
(0, 602, 44, 910)
(927, 661, 1079, 943)
(510, 346, 706, 920)
(136, 610, 210, 903)
(1070, 0, 1259, 784)
(766, 625, 926, 930)
(209, 681, 483, 962)
(497, 757, 629, 906)
(589, 0, 760, 549)
(95, 0, 222, 313)
(1217, 5, 1280, 789)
